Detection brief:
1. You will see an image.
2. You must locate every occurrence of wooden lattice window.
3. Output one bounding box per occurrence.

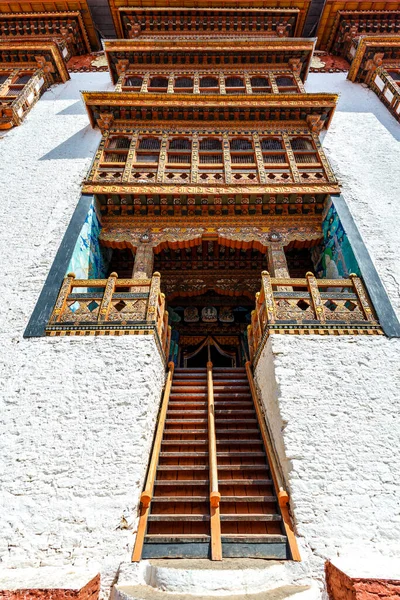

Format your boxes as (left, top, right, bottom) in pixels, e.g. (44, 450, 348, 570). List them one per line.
(275, 75, 298, 94)
(230, 138, 255, 164)
(225, 76, 246, 94)
(5, 72, 33, 98)
(102, 136, 130, 164)
(388, 69, 400, 82)
(261, 137, 287, 164)
(124, 76, 143, 91)
(136, 136, 161, 163)
(291, 137, 318, 164)
(174, 77, 193, 92)
(148, 77, 168, 92)
(199, 76, 219, 94)
(251, 76, 271, 93)
(168, 137, 192, 164)
(0, 74, 9, 85)
(199, 137, 223, 164)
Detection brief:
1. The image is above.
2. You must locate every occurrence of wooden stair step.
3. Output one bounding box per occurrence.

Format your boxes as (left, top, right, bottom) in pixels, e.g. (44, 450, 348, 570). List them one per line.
(165, 419, 208, 424)
(221, 496, 277, 502)
(148, 514, 210, 522)
(216, 440, 263, 445)
(163, 429, 209, 434)
(215, 419, 257, 424)
(152, 496, 208, 502)
(217, 429, 259, 434)
(219, 479, 272, 485)
(157, 465, 209, 471)
(145, 534, 210, 541)
(221, 534, 287, 543)
(220, 514, 281, 521)
(218, 465, 267, 471)
(155, 479, 209, 485)
(217, 452, 265, 457)
(162, 440, 208, 445)
(160, 452, 209, 457)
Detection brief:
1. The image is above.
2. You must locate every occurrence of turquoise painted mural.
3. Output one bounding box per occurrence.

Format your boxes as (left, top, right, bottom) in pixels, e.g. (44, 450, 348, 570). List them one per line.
(67, 200, 111, 279)
(312, 200, 360, 279)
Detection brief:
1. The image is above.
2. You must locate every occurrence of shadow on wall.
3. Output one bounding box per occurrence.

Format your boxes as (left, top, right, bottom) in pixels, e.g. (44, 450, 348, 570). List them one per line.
(39, 125, 97, 160)
(57, 100, 88, 116)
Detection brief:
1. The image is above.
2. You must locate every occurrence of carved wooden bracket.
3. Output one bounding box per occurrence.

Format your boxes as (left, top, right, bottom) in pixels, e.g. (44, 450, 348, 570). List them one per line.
(35, 56, 55, 74)
(97, 112, 114, 130)
(306, 114, 324, 134)
(116, 59, 130, 76)
(288, 58, 302, 75)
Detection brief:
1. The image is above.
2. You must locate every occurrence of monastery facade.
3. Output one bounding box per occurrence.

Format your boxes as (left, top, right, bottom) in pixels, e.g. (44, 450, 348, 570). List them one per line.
(0, 1, 400, 599)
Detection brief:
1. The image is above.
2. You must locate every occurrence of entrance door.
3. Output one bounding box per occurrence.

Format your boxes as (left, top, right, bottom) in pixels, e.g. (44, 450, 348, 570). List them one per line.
(183, 335, 237, 368)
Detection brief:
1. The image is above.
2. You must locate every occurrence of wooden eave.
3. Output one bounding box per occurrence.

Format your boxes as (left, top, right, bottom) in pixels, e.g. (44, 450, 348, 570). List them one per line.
(326, 10, 400, 53)
(347, 35, 400, 82)
(0, 0, 99, 49)
(0, 11, 92, 54)
(0, 40, 69, 82)
(104, 38, 316, 84)
(109, 0, 312, 39)
(316, 0, 400, 50)
(82, 90, 338, 130)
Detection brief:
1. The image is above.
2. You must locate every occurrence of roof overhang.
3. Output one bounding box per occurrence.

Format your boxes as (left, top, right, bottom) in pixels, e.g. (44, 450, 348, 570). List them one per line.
(0, 0, 98, 50)
(104, 38, 317, 84)
(82, 90, 338, 131)
(0, 11, 92, 54)
(347, 36, 400, 82)
(326, 10, 400, 54)
(108, 0, 312, 39)
(0, 40, 70, 82)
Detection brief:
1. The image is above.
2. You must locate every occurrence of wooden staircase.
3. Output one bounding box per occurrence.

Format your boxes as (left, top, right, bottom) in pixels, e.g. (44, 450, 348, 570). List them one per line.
(133, 364, 297, 561)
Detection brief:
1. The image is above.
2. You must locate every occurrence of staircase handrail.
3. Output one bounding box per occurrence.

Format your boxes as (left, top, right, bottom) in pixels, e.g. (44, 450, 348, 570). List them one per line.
(207, 361, 222, 561)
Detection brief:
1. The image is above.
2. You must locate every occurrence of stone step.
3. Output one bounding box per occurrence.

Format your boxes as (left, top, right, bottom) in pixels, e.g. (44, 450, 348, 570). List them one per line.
(113, 584, 317, 600)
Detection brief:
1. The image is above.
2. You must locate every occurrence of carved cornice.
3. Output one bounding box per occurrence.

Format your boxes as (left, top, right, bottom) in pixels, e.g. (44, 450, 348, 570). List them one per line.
(347, 35, 400, 82)
(0, 40, 69, 82)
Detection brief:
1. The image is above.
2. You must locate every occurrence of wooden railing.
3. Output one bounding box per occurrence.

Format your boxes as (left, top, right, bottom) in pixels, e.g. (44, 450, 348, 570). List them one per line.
(245, 361, 301, 561)
(207, 361, 222, 561)
(0, 68, 45, 129)
(132, 361, 175, 562)
(248, 271, 382, 362)
(46, 271, 171, 358)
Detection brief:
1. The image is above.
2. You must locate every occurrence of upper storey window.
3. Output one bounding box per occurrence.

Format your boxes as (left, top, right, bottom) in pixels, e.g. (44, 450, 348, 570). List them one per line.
(136, 137, 161, 163)
(275, 75, 298, 94)
(168, 138, 192, 164)
(174, 77, 194, 92)
(251, 76, 271, 93)
(3, 72, 33, 98)
(124, 76, 143, 91)
(148, 77, 168, 92)
(261, 137, 288, 164)
(290, 137, 318, 164)
(230, 138, 255, 164)
(199, 137, 223, 165)
(97, 136, 130, 180)
(225, 76, 246, 94)
(199, 77, 219, 94)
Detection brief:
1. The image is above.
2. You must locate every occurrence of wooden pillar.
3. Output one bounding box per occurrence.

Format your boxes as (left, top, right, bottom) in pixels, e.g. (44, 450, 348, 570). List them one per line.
(253, 132, 267, 184)
(98, 272, 117, 322)
(222, 132, 232, 184)
(267, 242, 290, 278)
(156, 133, 168, 183)
(219, 72, 226, 94)
(132, 243, 154, 279)
(244, 72, 252, 94)
(193, 72, 200, 94)
(306, 272, 325, 322)
(122, 132, 138, 183)
(268, 72, 279, 94)
(191, 132, 199, 184)
(282, 133, 301, 183)
(167, 73, 174, 93)
(140, 72, 150, 93)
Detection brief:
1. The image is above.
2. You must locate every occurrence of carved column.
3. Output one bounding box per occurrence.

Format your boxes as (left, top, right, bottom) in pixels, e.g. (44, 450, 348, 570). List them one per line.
(122, 132, 138, 183)
(252, 133, 267, 184)
(191, 132, 199, 184)
(222, 132, 232, 184)
(282, 132, 300, 183)
(156, 133, 168, 182)
(115, 74, 124, 92)
(193, 72, 200, 94)
(293, 72, 306, 93)
(244, 72, 252, 94)
(167, 73, 174, 93)
(268, 72, 279, 94)
(219, 72, 226, 94)
(141, 72, 150, 93)
(132, 243, 154, 279)
(267, 242, 290, 278)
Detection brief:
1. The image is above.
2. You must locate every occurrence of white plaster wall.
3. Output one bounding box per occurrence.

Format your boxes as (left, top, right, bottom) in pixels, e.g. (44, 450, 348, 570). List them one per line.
(306, 73, 400, 318)
(0, 75, 165, 594)
(254, 74, 400, 590)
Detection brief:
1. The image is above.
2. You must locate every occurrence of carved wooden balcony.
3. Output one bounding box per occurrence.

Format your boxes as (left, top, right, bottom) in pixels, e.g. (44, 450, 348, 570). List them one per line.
(0, 68, 46, 129)
(46, 272, 171, 359)
(248, 271, 383, 364)
(370, 66, 400, 123)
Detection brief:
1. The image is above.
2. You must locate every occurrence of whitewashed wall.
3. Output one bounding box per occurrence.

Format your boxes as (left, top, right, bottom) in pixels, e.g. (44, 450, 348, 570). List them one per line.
(255, 73, 400, 588)
(0, 74, 165, 593)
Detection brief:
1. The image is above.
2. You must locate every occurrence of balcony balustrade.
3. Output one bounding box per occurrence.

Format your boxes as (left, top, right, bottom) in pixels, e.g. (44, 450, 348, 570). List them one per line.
(46, 272, 171, 360)
(248, 271, 382, 364)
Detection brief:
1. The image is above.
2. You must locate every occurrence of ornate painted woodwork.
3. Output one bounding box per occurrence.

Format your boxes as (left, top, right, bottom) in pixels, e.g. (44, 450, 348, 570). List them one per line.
(104, 39, 316, 85)
(370, 65, 400, 121)
(248, 271, 383, 366)
(0, 11, 92, 59)
(0, 40, 69, 129)
(316, 0, 400, 51)
(0, 0, 98, 51)
(107, 1, 312, 41)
